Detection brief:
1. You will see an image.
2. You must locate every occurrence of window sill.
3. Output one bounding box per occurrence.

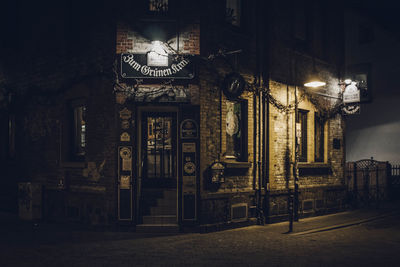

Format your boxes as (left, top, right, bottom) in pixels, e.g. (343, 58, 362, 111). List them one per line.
(298, 163, 332, 176)
(298, 162, 330, 168)
(224, 161, 252, 169)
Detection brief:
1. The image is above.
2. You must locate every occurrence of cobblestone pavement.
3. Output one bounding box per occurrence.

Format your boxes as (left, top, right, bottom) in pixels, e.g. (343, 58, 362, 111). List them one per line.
(1, 208, 400, 267)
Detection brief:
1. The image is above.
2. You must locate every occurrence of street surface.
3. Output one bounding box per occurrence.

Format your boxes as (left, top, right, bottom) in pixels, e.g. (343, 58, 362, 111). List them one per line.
(1, 210, 400, 266)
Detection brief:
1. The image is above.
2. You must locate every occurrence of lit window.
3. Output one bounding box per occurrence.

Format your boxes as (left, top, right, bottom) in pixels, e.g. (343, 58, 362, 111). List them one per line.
(314, 112, 324, 162)
(72, 102, 86, 159)
(149, 0, 168, 12)
(296, 109, 308, 162)
(226, 99, 247, 161)
(226, 0, 241, 26)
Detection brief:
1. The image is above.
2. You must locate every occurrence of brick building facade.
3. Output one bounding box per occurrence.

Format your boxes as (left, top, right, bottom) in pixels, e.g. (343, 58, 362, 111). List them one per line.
(0, 0, 346, 230)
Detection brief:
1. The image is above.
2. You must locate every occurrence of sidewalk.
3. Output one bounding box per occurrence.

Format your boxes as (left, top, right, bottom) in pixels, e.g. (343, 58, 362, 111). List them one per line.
(1, 200, 399, 246)
(260, 200, 400, 235)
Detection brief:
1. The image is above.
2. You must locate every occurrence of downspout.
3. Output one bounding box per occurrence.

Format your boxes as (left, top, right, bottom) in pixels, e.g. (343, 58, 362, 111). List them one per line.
(253, 92, 258, 213)
(264, 87, 269, 223)
(254, 0, 260, 224)
(256, 0, 264, 225)
(261, 0, 270, 224)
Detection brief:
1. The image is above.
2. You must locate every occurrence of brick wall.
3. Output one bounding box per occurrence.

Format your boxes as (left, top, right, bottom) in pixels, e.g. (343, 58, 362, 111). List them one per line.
(116, 22, 200, 55)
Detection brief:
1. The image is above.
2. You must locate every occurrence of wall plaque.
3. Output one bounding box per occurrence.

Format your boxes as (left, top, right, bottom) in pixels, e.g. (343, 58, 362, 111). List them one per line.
(119, 146, 132, 171)
(182, 142, 197, 221)
(120, 175, 131, 189)
(180, 119, 198, 139)
(119, 108, 132, 120)
(121, 120, 130, 129)
(120, 132, 131, 142)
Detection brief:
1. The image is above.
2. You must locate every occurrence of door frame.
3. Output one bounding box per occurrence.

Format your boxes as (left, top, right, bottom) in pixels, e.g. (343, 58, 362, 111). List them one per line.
(136, 106, 179, 223)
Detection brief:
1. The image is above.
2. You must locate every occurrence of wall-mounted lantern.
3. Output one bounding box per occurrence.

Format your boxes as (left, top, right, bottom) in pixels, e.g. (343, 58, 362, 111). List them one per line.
(304, 57, 326, 88)
(147, 40, 168, 67)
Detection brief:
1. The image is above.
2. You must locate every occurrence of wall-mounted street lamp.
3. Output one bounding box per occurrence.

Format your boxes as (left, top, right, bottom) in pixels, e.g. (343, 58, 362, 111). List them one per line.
(147, 40, 168, 67)
(290, 64, 326, 232)
(304, 79, 326, 88)
(304, 56, 326, 88)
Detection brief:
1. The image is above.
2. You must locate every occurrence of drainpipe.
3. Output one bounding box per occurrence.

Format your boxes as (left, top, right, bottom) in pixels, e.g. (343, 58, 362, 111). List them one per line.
(253, 92, 258, 215)
(256, 0, 265, 225)
(264, 89, 269, 223)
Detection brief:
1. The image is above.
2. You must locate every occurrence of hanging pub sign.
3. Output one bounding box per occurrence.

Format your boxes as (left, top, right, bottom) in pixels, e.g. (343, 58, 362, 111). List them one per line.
(222, 72, 246, 99)
(343, 82, 360, 104)
(342, 104, 360, 115)
(120, 53, 195, 79)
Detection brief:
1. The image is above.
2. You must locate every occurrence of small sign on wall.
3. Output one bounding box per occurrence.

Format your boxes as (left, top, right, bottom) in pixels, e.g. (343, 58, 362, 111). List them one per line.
(182, 142, 197, 221)
(180, 119, 198, 139)
(120, 132, 131, 142)
(120, 175, 131, 189)
(120, 147, 132, 171)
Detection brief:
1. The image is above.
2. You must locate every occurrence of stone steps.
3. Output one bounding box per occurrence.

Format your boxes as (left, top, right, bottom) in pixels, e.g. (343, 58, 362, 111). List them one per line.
(143, 215, 177, 224)
(136, 223, 180, 233)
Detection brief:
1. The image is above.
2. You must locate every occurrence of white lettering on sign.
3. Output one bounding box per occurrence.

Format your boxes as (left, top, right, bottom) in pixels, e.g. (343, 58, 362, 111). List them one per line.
(122, 54, 190, 78)
(122, 54, 141, 71)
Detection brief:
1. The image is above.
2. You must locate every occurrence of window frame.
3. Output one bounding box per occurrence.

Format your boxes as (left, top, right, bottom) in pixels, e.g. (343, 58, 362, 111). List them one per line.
(296, 109, 308, 162)
(148, 0, 169, 13)
(69, 98, 87, 161)
(314, 112, 324, 162)
(224, 98, 248, 162)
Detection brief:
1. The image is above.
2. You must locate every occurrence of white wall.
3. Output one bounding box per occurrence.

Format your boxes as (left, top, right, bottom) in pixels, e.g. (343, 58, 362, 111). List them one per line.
(345, 10, 400, 164)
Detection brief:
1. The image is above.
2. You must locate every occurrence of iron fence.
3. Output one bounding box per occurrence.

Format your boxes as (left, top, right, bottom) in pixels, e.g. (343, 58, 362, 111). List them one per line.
(346, 159, 390, 208)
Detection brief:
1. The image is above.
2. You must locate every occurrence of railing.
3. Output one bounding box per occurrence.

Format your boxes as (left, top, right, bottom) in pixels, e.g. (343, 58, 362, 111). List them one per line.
(389, 164, 400, 200)
(345, 159, 390, 208)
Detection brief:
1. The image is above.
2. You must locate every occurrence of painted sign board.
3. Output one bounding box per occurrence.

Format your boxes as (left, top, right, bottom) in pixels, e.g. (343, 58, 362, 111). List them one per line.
(121, 53, 194, 79)
(180, 119, 198, 139)
(182, 142, 197, 221)
(343, 83, 360, 104)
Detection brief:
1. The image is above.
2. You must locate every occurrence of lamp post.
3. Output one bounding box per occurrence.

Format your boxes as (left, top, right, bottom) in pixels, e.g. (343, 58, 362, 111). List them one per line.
(288, 73, 326, 232)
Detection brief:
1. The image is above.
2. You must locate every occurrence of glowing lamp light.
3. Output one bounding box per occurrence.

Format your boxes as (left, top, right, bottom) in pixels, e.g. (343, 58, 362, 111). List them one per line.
(304, 80, 326, 88)
(148, 40, 168, 67)
(344, 79, 352, 85)
(151, 40, 167, 55)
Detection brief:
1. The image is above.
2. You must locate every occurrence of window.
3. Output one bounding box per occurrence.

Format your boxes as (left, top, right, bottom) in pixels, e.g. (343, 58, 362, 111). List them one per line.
(70, 100, 86, 160)
(314, 112, 324, 162)
(149, 0, 168, 12)
(225, 99, 247, 161)
(296, 109, 308, 162)
(226, 0, 241, 26)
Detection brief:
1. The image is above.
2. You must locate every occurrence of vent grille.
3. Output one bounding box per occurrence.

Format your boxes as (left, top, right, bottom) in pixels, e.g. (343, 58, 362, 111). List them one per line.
(231, 203, 248, 222)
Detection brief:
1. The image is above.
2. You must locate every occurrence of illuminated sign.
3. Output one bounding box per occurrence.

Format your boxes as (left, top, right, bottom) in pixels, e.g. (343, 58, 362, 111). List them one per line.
(343, 82, 360, 104)
(120, 53, 194, 79)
